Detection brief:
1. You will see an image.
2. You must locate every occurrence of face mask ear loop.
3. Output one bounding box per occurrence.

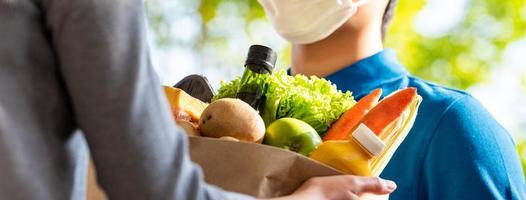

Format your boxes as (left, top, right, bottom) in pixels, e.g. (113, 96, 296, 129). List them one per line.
(341, 0, 353, 7)
(349, 2, 358, 15)
(344, 0, 359, 14)
(353, 0, 370, 7)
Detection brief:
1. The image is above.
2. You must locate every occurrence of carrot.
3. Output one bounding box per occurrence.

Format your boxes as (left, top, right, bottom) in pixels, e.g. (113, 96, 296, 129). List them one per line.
(360, 87, 417, 140)
(323, 88, 383, 141)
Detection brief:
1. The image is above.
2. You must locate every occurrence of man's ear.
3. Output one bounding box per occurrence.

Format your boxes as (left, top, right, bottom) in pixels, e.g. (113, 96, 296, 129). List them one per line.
(381, 0, 397, 39)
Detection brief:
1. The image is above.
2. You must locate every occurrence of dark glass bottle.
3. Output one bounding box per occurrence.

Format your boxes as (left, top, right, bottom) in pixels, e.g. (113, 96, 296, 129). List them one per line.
(236, 45, 277, 110)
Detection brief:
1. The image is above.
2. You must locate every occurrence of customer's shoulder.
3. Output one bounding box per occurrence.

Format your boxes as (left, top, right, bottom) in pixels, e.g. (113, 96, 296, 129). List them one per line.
(407, 75, 499, 132)
(406, 76, 475, 109)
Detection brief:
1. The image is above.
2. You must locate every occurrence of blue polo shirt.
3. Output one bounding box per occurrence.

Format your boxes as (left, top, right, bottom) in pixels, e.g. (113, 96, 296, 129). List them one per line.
(323, 50, 526, 199)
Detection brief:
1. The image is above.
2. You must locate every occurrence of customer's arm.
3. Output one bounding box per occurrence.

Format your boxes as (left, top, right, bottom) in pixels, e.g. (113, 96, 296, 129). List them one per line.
(42, 1, 397, 199)
(43, 0, 250, 199)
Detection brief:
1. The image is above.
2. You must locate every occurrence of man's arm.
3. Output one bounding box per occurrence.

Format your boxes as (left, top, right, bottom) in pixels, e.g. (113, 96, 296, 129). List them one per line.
(43, 0, 250, 199)
(420, 95, 526, 199)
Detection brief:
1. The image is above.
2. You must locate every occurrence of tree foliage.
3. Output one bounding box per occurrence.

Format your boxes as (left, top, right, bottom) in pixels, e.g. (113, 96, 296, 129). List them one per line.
(386, 0, 526, 89)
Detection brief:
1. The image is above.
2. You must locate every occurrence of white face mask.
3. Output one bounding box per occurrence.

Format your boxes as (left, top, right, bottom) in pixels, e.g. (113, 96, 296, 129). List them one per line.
(258, 0, 369, 44)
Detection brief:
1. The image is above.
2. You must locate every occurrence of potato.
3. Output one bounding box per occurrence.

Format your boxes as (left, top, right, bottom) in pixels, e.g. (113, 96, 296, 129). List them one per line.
(199, 98, 265, 143)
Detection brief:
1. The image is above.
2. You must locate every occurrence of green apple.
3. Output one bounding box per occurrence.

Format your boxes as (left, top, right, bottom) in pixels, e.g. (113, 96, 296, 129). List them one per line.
(264, 118, 322, 156)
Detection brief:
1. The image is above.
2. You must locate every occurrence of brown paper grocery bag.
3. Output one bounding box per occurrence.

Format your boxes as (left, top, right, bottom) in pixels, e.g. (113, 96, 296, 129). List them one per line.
(188, 136, 342, 198)
(87, 136, 388, 199)
(86, 137, 342, 199)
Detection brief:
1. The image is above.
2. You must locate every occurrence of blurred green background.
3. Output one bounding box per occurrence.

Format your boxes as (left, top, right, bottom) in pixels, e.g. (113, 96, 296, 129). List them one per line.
(144, 0, 526, 177)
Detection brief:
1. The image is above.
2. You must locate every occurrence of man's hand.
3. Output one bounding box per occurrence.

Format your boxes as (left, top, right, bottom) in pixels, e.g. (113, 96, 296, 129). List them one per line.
(265, 175, 396, 200)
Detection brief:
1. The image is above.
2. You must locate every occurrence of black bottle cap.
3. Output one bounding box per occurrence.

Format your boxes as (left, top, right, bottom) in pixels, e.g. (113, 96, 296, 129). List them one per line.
(244, 45, 277, 74)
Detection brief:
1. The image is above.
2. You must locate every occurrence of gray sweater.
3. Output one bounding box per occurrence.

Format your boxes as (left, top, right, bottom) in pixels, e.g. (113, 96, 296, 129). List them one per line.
(0, 0, 251, 199)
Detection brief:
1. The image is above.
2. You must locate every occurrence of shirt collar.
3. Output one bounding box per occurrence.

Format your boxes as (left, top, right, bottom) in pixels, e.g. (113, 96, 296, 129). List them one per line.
(324, 49, 408, 98)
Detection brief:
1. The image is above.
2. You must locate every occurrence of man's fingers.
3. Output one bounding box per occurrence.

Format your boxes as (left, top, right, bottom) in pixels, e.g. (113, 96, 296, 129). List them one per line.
(349, 176, 397, 195)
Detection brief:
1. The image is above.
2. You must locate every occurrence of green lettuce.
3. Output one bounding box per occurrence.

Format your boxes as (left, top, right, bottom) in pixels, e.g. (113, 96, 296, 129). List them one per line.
(213, 70, 355, 135)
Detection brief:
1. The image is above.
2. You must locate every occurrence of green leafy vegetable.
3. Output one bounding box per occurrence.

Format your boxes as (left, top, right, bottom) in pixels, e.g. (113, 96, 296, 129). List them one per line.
(213, 70, 355, 135)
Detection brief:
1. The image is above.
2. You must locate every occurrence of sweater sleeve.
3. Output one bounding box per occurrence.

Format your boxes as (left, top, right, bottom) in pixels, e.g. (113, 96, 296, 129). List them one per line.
(42, 0, 253, 199)
(420, 95, 526, 199)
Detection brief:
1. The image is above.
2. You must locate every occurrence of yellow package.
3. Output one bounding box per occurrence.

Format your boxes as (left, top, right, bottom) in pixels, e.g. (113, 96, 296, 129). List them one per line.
(311, 94, 422, 176)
